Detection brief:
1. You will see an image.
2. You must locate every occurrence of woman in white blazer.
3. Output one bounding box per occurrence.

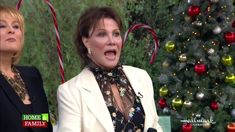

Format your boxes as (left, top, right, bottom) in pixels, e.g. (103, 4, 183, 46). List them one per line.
(57, 6, 163, 132)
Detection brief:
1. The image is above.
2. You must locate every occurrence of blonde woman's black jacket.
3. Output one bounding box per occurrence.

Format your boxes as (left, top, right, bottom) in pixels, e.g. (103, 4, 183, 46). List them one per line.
(0, 66, 52, 132)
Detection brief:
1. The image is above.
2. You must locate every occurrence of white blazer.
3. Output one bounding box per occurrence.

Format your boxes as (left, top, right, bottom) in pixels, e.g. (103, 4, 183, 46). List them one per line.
(57, 65, 163, 132)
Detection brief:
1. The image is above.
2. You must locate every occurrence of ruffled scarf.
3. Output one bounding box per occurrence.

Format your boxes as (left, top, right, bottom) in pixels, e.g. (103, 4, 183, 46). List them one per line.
(89, 64, 135, 119)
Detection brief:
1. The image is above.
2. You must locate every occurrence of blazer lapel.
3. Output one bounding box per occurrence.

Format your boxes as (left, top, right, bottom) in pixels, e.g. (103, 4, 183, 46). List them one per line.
(0, 74, 27, 114)
(17, 67, 51, 132)
(80, 68, 114, 132)
(123, 66, 153, 131)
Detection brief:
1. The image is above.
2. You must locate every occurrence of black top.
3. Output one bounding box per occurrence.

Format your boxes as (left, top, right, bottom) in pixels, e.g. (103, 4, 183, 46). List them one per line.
(0, 66, 52, 132)
(24, 104, 33, 114)
(108, 96, 145, 132)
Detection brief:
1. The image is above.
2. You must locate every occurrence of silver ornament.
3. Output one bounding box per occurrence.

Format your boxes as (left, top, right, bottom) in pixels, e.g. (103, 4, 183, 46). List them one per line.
(213, 26, 222, 34)
(231, 109, 235, 118)
(158, 74, 169, 84)
(208, 48, 215, 54)
(192, 21, 203, 26)
(195, 21, 202, 26)
(163, 107, 170, 114)
(196, 91, 205, 100)
(184, 100, 192, 108)
(210, 0, 219, 3)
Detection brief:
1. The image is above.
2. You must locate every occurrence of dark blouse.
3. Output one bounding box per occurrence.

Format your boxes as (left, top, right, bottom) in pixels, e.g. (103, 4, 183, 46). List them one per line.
(24, 104, 34, 132)
(89, 64, 145, 132)
(24, 104, 33, 114)
(108, 96, 145, 132)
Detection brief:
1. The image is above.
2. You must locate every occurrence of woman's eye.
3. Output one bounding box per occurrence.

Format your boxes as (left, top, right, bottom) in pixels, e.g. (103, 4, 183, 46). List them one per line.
(0, 24, 6, 28)
(97, 32, 106, 37)
(113, 32, 120, 37)
(13, 25, 20, 29)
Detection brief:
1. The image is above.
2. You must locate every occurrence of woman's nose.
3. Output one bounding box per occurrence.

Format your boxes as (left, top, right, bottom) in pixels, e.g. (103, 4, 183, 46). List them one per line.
(108, 34, 115, 45)
(7, 26, 15, 34)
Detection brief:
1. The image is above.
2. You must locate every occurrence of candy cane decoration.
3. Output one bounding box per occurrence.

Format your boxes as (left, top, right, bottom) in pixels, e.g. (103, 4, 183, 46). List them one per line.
(16, 0, 23, 10)
(44, 0, 65, 83)
(16, 0, 65, 83)
(123, 24, 160, 64)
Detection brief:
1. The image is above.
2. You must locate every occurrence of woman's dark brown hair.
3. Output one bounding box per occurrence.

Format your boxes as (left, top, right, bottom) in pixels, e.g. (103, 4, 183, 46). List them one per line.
(74, 6, 123, 68)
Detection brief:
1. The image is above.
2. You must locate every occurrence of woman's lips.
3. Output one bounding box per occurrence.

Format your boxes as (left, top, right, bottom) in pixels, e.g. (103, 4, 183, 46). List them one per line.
(104, 50, 116, 60)
(6, 38, 16, 42)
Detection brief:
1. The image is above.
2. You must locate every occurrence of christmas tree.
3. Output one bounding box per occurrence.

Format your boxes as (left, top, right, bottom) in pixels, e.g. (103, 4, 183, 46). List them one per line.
(157, 0, 235, 131)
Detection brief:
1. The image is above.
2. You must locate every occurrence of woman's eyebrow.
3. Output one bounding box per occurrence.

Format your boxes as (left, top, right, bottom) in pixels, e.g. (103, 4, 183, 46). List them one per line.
(0, 20, 19, 24)
(0, 20, 6, 23)
(12, 21, 20, 24)
(113, 29, 120, 32)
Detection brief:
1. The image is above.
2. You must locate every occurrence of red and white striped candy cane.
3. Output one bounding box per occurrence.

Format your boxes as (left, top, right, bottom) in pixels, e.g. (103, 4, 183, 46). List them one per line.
(44, 0, 65, 83)
(16, 0, 65, 83)
(16, 0, 23, 10)
(123, 24, 160, 64)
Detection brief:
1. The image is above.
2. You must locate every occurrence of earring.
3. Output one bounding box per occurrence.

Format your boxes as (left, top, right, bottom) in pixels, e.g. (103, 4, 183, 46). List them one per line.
(88, 48, 91, 54)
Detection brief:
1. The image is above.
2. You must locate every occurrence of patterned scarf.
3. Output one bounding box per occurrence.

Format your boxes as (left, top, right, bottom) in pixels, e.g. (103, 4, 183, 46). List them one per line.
(89, 64, 135, 119)
(0, 66, 28, 101)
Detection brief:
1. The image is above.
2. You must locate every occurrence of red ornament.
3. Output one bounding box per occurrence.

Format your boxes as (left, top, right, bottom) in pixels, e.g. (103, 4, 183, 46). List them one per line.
(232, 20, 235, 29)
(210, 101, 219, 110)
(158, 98, 167, 108)
(194, 64, 206, 74)
(227, 122, 235, 132)
(224, 32, 235, 44)
(182, 123, 193, 132)
(188, 6, 200, 17)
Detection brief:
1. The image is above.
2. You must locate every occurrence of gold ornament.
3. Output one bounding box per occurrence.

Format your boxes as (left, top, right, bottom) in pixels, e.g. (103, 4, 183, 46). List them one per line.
(222, 55, 233, 66)
(203, 121, 211, 129)
(207, 6, 211, 12)
(192, 31, 200, 37)
(162, 61, 169, 68)
(165, 41, 176, 52)
(184, 16, 191, 22)
(183, 100, 192, 108)
(225, 73, 235, 84)
(159, 86, 169, 97)
(172, 98, 183, 110)
(179, 54, 187, 62)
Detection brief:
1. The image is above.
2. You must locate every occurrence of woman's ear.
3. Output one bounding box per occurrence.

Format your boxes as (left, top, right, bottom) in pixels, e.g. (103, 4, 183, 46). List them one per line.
(82, 37, 89, 48)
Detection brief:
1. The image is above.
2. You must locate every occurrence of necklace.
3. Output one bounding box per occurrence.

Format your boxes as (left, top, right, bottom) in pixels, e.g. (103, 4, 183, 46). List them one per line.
(0, 66, 29, 100)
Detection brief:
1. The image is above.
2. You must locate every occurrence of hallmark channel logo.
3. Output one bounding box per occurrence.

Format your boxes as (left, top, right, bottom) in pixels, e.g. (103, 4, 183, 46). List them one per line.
(180, 114, 216, 127)
(22, 113, 49, 128)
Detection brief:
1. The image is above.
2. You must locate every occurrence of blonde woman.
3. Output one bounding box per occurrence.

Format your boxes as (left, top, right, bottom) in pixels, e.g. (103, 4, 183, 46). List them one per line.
(0, 5, 52, 132)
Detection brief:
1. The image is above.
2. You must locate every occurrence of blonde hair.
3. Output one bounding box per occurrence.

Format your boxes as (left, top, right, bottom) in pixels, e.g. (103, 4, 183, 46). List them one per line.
(0, 5, 25, 64)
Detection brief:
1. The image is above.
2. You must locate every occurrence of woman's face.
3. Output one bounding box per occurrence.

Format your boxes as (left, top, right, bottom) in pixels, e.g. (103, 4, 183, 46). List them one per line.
(0, 13, 23, 57)
(83, 18, 122, 69)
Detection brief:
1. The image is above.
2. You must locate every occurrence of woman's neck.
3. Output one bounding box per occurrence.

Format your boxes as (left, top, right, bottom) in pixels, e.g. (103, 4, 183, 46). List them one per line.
(0, 56, 14, 78)
(88, 62, 120, 71)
